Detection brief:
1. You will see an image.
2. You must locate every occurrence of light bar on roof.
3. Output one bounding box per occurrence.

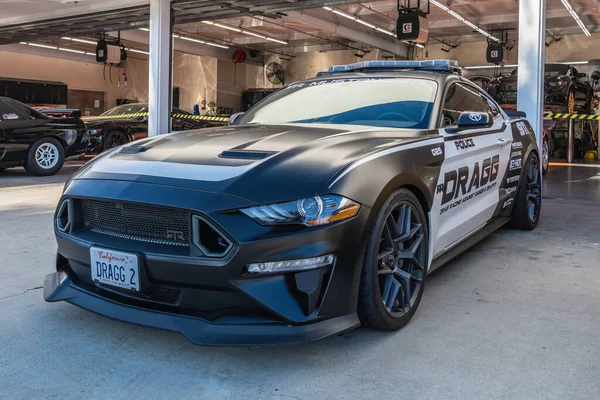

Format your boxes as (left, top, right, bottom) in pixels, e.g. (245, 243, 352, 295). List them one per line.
(201, 20, 288, 45)
(322, 7, 424, 48)
(327, 59, 460, 73)
(560, 0, 591, 36)
(429, 0, 501, 42)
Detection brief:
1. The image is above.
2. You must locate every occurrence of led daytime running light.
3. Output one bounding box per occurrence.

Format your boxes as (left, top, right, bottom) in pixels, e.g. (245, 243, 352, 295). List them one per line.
(247, 254, 335, 274)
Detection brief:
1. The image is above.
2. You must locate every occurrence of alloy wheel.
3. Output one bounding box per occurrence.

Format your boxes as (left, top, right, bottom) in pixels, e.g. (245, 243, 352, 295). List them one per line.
(376, 202, 425, 317)
(35, 143, 59, 169)
(526, 156, 542, 222)
(107, 132, 127, 149)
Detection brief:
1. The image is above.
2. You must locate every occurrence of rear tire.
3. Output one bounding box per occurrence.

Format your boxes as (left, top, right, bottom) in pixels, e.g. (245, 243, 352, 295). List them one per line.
(358, 189, 428, 331)
(24, 137, 65, 176)
(510, 153, 542, 230)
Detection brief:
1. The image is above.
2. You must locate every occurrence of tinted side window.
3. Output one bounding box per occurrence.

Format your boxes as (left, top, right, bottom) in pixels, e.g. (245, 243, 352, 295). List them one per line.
(441, 83, 493, 127)
(0, 99, 15, 116)
(3, 98, 46, 120)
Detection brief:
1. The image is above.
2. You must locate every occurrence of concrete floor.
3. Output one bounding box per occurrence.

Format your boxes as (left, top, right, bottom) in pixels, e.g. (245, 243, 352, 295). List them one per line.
(1, 164, 600, 399)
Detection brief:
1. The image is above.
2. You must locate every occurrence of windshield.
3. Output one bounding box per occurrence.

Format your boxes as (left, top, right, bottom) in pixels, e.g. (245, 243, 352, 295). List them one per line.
(102, 104, 147, 116)
(237, 77, 438, 129)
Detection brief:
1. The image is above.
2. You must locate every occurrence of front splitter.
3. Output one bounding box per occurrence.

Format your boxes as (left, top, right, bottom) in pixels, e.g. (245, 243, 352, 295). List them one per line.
(43, 271, 360, 346)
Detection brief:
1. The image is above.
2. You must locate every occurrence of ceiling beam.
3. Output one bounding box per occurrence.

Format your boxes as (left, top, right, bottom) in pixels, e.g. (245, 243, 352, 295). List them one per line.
(285, 11, 407, 56)
(429, 8, 596, 29)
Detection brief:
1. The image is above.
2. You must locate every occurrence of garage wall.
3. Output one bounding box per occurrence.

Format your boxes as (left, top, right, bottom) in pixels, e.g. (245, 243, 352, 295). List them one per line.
(426, 31, 600, 68)
(0, 49, 217, 112)
(0, 49, 129, 110)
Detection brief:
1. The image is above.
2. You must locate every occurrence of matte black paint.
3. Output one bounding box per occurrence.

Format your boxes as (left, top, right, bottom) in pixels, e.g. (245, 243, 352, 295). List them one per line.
(44, 70, 539, 345)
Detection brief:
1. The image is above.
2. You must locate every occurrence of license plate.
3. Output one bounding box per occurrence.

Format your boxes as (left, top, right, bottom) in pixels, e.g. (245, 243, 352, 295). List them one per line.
(90, 247, 140, 291)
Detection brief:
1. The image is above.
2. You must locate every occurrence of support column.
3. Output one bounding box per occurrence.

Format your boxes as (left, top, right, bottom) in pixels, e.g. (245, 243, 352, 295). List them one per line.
(516, 0, 546, 148)
(148, 0, 172, 136)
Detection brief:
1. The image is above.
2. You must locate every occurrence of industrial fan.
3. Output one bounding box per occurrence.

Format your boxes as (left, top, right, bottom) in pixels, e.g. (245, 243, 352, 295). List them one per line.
(265, 62, 285, 85)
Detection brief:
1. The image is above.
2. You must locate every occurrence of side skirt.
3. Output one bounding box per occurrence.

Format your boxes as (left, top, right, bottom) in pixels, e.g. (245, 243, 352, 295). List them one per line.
(429, 216, 511, 272)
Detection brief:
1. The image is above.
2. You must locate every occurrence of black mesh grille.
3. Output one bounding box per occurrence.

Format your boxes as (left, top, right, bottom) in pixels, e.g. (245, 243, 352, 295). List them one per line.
(80, 199, 190, 247)
(99, 284, 181, 305)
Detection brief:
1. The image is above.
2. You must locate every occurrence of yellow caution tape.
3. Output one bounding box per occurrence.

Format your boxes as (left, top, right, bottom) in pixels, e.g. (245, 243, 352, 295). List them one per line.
(544, 112, 600, 120)
(81, 112, 228, 123)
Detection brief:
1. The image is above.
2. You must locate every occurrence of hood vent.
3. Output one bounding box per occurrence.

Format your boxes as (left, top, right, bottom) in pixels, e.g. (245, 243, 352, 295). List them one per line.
(119, 146, 148, 154)
(219, 149, 276, 159)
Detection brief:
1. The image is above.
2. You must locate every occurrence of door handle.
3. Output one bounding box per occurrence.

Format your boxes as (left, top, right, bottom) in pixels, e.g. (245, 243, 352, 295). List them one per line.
(497, 138, 508, 144)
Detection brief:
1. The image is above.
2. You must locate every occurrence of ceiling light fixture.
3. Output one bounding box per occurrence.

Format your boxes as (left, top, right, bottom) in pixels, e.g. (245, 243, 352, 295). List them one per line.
(28, 43, 58, 50)
(201, 20, 288, 45)
(126, 48, 150, 55)
(62, 36, 97, 45)
(429, 0, 501, 42)
(322, 6, 424, 48)
(560, 0, 591, 36)
(139, 27, 230, 49)
(58, 47, 86, 54)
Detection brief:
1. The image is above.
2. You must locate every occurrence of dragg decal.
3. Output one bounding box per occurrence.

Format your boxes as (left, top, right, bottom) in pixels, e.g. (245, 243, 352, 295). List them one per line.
(437, 155, 500, 215)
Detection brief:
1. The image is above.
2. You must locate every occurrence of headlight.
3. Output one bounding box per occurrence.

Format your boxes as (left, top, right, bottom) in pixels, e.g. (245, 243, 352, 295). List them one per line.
(241, 195, 360, 226)
(63, 129, 77, 146)
(86, 128, 103, 135)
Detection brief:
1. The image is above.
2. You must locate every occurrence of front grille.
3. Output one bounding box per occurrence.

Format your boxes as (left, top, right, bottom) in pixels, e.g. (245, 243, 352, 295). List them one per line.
(80, 199, 191, 247)
(99, 283, 181, 305)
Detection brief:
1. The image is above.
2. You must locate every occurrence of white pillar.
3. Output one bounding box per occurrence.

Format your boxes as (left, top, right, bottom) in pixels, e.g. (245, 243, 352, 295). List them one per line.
(517, 0, 546, 148)
(148, 0, 172, 136)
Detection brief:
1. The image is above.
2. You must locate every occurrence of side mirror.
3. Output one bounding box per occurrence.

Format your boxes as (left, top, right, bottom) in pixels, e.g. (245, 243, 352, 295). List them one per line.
(457, 111, 492, 128)
(228, 112, 244, 126)
(578, 72, 588, 79)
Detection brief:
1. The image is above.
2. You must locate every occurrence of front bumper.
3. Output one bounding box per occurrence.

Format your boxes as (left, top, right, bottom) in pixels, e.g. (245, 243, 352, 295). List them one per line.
(45, 179, 370, 345)
(44, 271, 360, 346)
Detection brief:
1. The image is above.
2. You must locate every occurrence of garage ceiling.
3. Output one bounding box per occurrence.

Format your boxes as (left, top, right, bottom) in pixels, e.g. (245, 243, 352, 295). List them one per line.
(0, 0, 599, 56)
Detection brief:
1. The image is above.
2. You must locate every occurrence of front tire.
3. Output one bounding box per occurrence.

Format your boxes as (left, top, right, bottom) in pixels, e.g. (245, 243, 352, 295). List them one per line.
(510, 153, 542, 230)
(102, 130, 129, 151)
(25, 137, 65, 176)
(358, 189, 428, 331)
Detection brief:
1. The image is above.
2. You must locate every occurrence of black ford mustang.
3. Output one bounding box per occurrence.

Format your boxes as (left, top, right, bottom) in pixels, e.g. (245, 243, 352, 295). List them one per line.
(44, 60, 541, 346)
(487, 64, 594, 113)
(0, 97, 88, 175)
(84, 103, 212, 153)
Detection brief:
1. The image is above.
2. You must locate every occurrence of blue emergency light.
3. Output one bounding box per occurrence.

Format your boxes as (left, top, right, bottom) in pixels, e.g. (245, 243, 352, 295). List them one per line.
(318, 59, 460, 76)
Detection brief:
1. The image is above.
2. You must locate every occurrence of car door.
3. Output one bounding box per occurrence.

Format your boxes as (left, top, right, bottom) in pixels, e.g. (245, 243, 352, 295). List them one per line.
(431, 81, 512, 259)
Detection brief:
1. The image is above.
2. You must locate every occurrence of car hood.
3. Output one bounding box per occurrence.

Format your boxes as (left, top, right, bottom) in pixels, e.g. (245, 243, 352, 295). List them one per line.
(73, 124, 427, 204)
